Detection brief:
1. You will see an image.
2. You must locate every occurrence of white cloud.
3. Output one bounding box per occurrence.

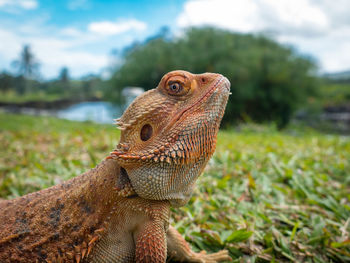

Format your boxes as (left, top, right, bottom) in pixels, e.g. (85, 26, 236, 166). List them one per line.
(0, 25, 108, 78)
(59, 27, 84, 38)
(277, 27, 350, 72)
(0, 16, 148, 78)
(177, 0, 350, 72)
(88, 19, 147, 36)
(262, 0, 329, 34)
(0, 0, 38, 10)
(67, 0, 90, 10)
(177, 0, 330, 36)
(178, 0, 260, 32)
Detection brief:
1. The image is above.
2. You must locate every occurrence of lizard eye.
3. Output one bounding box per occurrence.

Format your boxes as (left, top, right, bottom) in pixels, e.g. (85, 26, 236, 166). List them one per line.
(140, 124, 153, 141)
(167, 82, 183, 95)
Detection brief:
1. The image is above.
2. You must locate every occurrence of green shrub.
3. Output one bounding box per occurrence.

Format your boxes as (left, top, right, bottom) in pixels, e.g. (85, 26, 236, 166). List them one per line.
(107, 27, 318, 128)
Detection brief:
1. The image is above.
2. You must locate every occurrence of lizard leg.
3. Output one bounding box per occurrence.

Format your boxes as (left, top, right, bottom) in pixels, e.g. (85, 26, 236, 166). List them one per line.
(166, 225, 231, 263)
(134, 220, 167, 263)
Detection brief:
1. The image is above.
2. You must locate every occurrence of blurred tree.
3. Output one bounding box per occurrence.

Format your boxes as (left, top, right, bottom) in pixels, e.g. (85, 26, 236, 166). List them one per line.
(39, 67, 72, 98)
(80, 74, 106, 99)
(58, 67, 71, 94)
(0, 63, 107, 102)
(0, 72, 13, 93)
(12, 45, 40, 79)
(107, 27, 318, 128)
(12, 45, 40, 94)
(14, 75, 26, 95)
(59, 67, 70, 84)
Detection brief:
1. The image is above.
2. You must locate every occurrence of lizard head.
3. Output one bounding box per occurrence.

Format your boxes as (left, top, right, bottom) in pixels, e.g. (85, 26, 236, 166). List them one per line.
(110, 70, 230, 207)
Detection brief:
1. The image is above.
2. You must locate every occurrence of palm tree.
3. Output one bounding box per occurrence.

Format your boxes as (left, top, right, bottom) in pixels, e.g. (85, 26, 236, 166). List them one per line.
(13, 45, 40, 78)
(59, 67, 69, 84)
(12, 44, 40, 93)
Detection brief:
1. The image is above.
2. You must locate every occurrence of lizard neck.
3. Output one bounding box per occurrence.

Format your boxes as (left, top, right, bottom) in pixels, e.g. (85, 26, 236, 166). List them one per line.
(65, 158, 123, 212)
(52, 158, 124, 246)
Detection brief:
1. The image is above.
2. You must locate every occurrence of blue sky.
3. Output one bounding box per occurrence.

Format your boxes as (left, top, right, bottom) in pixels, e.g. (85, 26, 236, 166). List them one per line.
(0, 0, 349, 79)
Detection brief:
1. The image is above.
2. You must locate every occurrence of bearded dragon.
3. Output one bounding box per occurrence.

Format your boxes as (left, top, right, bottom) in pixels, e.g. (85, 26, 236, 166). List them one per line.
(0, 70, 231, 262)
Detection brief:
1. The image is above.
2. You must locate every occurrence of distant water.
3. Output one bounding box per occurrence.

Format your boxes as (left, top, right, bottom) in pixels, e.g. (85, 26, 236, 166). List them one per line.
(57, 101, 122, 124)
(0, 101, 123, 124)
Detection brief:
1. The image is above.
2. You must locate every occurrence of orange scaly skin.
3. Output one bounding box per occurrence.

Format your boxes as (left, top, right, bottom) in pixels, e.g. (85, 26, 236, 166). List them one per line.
(0, 70, 231, 262)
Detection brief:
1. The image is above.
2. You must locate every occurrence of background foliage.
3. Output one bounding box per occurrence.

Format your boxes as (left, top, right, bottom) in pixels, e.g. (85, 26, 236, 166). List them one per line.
(108, 27, 318, 128)
(1, 27, 349, 130)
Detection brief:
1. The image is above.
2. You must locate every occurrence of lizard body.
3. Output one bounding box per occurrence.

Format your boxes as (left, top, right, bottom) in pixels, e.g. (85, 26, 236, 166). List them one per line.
(0, 70, 230, 262)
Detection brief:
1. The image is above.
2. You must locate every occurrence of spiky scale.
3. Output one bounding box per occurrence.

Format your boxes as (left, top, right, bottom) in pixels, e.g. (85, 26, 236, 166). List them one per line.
(95, 228, 105, 234)
(81, 248, 87, 259)
(87, 245, 93, 257)
(89, 236, 99, 246)
(119, 143, 130, 151)
(110, 151, 122, 156)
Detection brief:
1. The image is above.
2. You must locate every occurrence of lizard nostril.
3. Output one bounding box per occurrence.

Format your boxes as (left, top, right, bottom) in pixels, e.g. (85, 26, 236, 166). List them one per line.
(140, 124, 153, 141)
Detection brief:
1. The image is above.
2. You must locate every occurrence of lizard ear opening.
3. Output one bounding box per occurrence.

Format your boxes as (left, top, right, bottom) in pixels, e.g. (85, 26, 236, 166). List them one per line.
(140, 124, 153, 141)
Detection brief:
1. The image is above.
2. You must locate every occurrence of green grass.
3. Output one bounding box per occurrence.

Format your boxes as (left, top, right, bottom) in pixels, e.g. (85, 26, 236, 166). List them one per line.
(0, 91, 66, 103)
(0, 113, 349, 262)
(318, 82, 350, 106)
